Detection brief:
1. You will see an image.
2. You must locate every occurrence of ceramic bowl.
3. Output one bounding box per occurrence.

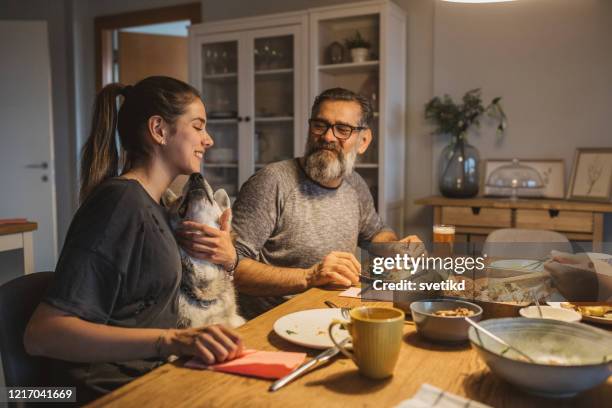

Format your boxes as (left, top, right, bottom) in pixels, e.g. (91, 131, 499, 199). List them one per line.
(468, 318, 612, 398)
(410, 299, 483, 343)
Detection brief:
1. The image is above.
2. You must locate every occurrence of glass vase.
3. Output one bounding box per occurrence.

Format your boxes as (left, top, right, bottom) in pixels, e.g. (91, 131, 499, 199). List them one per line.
(439, 135, 480, 198)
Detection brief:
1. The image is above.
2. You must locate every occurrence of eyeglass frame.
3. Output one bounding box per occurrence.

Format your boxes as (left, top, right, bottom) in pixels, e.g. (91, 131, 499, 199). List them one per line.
(308, 118, 368, 140)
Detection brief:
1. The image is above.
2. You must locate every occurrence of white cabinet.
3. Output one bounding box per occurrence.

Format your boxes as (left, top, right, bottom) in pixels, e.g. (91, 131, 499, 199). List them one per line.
(189, 1, 405, 233)
(189, 13, 308, 199)
(310, 1, 406, 234)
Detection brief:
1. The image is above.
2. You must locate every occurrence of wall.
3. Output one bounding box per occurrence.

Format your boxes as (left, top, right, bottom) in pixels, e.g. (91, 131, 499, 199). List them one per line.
(2, 0, 610, 253)
(433, 0, 612, 241)
(0, 0, 77, 252)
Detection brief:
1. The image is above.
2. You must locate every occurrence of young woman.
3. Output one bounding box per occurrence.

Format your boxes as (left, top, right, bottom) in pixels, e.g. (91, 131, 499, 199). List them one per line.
(24, 76, 243, 403)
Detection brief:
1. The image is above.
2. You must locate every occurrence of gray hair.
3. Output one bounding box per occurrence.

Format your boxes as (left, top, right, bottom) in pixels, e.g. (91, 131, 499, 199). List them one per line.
(310, 87, 373, 127)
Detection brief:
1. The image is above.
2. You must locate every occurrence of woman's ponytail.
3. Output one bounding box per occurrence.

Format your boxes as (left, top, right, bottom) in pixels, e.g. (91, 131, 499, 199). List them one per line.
(79, 83, 125, 203)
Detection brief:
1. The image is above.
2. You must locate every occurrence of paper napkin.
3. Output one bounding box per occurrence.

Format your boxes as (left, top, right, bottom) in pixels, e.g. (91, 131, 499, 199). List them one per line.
(395, 384, 492, 408)
(185, 349, 307, 379)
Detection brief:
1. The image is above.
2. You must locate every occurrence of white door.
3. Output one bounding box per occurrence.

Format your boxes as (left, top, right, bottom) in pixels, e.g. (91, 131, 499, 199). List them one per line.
(0, 21, 58, 272)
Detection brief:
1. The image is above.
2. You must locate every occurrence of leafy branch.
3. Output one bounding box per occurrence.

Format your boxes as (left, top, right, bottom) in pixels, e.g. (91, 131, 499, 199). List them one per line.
(425, 88, 507, 138)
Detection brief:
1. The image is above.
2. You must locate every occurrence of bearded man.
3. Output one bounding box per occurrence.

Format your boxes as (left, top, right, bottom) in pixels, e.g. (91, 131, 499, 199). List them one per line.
(230, 88, 421, 317)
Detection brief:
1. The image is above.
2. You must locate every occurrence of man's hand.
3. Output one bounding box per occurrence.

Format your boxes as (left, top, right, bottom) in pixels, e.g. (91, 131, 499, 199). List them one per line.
(306, 251, 361, 288)
(399, 235, 423, 244)
(175, 209, 237, 270)
(163, 324, 244, 364)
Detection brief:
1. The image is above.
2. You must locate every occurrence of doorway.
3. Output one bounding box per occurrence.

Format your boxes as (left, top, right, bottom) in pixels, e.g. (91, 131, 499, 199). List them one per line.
(95, 3, 201, 89)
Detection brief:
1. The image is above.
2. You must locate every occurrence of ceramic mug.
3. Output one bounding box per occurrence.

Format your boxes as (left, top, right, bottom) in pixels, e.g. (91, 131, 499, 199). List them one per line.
(328, 306, 405, 379)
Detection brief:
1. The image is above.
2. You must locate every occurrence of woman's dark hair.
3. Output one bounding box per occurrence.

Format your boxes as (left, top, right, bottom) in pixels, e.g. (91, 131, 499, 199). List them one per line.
(310, 87, 373, 127)
(79, 76, 200, 202)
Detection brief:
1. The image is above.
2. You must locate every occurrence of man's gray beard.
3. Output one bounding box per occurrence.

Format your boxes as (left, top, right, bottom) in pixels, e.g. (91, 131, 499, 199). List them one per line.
(303, 141, 358, 185)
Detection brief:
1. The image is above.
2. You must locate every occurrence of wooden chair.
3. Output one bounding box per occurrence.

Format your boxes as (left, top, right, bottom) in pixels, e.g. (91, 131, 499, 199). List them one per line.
(0, 272, 53, 387)
(483, 228, 572, 259)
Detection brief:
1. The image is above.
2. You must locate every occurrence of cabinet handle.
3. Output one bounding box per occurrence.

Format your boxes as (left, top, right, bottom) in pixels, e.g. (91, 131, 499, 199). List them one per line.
(237, 116, 243, 122)
(471, 207, 481, 215)
(244, 116, 251, 122)
(548, 209, 560, 218)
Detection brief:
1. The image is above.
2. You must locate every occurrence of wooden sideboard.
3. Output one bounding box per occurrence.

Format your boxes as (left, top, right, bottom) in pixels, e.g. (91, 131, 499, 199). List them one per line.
(0, 222, 37, 274)
(415, 196, 612, 250)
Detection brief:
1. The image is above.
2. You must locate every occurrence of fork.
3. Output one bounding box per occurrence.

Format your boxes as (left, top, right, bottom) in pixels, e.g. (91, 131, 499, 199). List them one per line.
(324, 300, 351, 319)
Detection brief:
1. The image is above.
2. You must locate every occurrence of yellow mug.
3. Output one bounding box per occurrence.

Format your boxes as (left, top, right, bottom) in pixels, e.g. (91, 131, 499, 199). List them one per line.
(328, 306, 405, 379)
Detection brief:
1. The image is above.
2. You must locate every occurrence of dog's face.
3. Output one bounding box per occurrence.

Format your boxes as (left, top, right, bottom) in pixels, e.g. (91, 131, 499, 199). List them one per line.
(168, 173, 230, 228)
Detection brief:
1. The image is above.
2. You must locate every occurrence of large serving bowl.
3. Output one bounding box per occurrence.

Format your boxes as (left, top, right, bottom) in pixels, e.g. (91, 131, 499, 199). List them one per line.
(410, 299, 482, 343)
(468, 318, 612, 398)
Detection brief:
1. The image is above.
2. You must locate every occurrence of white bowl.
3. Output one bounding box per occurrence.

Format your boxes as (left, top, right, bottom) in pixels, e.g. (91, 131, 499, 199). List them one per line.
(469, 318, 612, 398)
(519, 305, 581, 323)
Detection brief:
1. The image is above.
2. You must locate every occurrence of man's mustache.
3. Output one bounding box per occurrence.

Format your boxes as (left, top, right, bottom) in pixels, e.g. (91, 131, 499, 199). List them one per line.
(309, 141, 342, 156)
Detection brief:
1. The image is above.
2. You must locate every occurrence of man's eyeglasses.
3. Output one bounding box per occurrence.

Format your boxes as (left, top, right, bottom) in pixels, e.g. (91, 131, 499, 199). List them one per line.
(308, 119, 367, 140)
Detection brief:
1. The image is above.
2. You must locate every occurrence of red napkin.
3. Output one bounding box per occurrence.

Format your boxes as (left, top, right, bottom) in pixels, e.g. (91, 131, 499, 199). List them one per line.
(185, 349, 306, 379)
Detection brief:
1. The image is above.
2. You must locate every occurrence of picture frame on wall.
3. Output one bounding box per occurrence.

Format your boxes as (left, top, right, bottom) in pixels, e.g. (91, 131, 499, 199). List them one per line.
(482, 159, 565, 199)
(567, 148, 612, 202)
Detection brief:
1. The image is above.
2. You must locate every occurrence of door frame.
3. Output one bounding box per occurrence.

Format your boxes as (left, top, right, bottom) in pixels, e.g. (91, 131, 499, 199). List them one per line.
(95, 3, 201, 91)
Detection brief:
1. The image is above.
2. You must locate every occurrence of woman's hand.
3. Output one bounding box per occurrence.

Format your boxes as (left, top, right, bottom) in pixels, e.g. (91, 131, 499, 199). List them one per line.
(175, 208, 237, 270)
(163, 324, 244, 364)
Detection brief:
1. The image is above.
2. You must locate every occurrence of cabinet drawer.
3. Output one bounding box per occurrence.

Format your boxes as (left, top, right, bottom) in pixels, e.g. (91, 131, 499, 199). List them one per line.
(441, 207, 511, 228)
(515, 210, 593, 233)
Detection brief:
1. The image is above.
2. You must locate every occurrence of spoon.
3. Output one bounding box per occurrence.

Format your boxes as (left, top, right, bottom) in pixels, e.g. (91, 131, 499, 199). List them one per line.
(465, 317, 535, 363)
(532, 290, 543, 318)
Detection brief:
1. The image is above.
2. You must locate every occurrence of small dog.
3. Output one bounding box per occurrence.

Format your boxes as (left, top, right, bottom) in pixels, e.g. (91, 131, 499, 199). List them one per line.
(166, 173, 245, 328)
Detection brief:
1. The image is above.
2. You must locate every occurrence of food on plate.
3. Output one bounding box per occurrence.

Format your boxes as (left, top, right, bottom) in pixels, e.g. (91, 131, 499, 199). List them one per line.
(561, 303, 612, 319)
(434, 307, 475, 317)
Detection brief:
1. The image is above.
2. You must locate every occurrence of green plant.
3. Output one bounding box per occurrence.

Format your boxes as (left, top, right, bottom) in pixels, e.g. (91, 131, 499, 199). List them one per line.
(344, 31, 371, 50)
(425, 88, 506, 138)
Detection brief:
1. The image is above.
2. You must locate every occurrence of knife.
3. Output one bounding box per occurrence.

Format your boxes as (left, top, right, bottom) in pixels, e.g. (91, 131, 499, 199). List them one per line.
(268, 338, 349, 392)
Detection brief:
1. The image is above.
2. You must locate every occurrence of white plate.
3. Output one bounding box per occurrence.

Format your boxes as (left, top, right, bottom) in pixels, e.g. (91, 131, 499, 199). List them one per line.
(547, 302, 612, 326)
(489, 259, 545, 272)
(273, 308, 351, 349)
(519, 305, 581, 322)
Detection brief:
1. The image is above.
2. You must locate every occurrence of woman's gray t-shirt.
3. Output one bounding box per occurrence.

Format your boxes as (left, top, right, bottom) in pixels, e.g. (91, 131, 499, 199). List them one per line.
(44, 178, 181, 403)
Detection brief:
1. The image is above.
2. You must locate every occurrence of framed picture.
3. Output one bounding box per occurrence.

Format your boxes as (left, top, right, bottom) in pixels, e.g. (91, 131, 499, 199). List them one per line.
(482, 159, 565, 199)
(567, 148, 612, 202)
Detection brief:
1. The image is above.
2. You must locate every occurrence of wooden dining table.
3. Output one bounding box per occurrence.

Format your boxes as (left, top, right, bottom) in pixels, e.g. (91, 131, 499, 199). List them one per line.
(88, 288, 611, 408)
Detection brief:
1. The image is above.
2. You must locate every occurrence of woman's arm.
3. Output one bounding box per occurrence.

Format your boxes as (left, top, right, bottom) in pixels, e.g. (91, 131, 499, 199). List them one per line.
(24, 303, 243, 364)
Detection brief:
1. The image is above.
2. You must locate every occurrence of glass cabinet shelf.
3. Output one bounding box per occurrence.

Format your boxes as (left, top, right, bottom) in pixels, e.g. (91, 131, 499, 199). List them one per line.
(255, 116, 293, 122)
(317, 60, 380, 74)
(254, 68, 293, 76)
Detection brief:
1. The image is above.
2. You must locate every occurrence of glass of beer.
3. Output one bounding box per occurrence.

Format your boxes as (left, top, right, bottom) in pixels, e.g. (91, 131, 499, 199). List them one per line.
(433, 224, 455, 257)
(433, 225, 455, 244)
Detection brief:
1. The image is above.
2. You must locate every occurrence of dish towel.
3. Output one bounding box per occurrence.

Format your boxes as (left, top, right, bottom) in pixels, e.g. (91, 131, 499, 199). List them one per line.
(395, 384, 492, 408)
(185, 349, 306, 379)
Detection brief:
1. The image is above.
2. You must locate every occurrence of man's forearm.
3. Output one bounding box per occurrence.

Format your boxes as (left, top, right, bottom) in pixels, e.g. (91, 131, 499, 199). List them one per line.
(234, 258, 312, 296)
(371, 229, 399, 243)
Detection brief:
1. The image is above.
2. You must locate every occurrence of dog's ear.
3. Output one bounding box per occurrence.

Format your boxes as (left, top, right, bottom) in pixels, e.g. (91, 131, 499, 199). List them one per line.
(161, 189, 179, 209)
(213, 189, 231, 212)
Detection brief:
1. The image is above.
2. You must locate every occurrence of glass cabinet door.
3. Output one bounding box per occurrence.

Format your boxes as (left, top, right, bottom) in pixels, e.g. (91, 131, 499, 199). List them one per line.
(200, 40, 239, 199)
(253, 34, 295, 170)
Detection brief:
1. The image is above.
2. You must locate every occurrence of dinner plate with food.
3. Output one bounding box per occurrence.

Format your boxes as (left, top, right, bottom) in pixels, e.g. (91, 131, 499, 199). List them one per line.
(273, 309, 351, 349)
(547, 302, 612, 325)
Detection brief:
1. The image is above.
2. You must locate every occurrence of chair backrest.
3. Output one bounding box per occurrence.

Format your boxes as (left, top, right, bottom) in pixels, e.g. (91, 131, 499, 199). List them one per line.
(483, 228, 572, 259)
(0, 271, 53, 386)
